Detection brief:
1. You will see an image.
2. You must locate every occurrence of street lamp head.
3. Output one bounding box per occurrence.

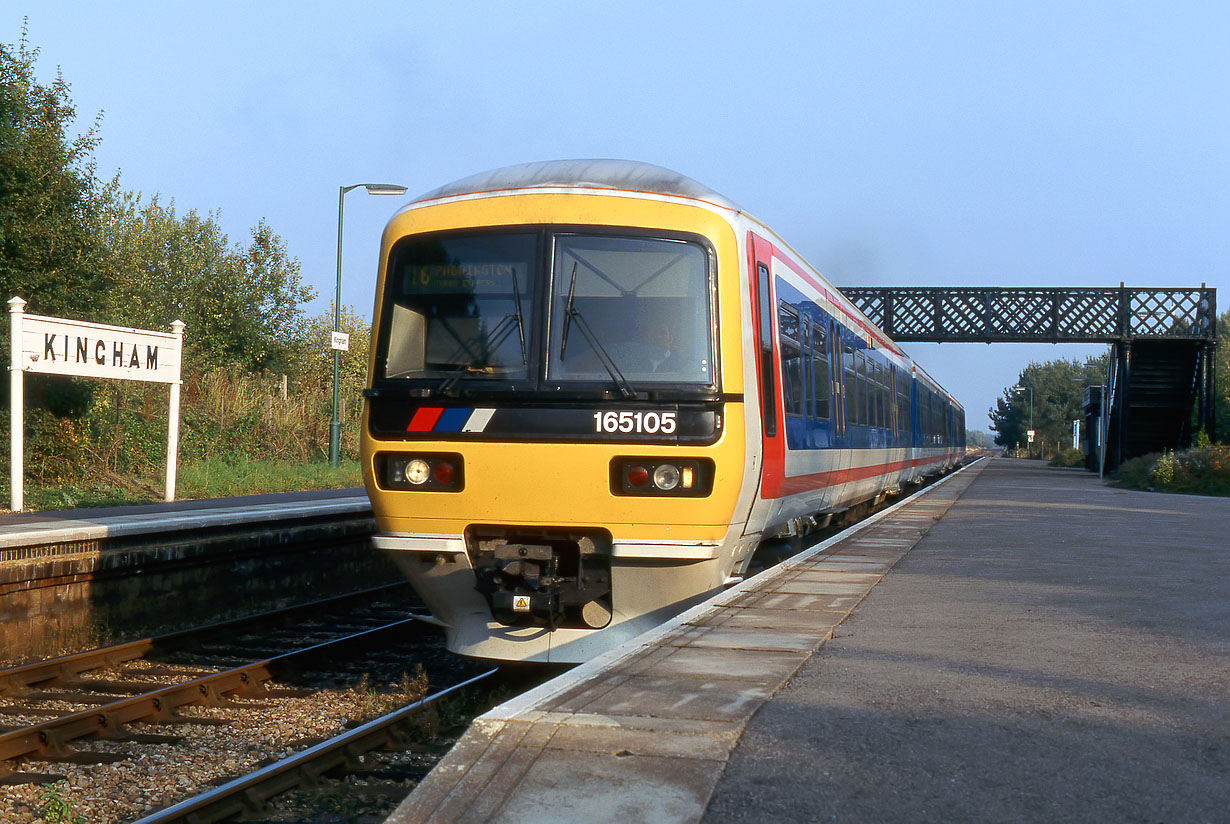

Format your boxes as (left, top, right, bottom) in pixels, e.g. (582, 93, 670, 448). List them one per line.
(363, 183, 408, 196)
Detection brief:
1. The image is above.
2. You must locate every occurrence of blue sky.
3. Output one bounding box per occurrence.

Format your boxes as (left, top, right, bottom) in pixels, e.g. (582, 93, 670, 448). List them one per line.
(13, 1, 1229, 429)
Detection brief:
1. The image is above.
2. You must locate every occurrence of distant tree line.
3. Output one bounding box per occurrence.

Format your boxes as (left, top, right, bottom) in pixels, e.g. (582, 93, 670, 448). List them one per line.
(0, 25, 371, 497)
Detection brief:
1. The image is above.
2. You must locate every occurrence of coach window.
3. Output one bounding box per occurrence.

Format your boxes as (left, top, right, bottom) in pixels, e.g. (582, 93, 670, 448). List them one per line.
(875, 361, 884, 428)
(875, 362, 887, 428)
(843, 343, 857, 425)
(857, 353, 870, 426)
(904, 375, 912, 433)
(870, 360, 880, 428)
(779, 303, 805, 417)
(809, 319, 829, 419)
(889, 366, 900, 436)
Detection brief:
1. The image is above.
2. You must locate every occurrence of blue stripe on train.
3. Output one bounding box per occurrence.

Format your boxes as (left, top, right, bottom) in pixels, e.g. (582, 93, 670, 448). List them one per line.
(434, 407, 474, 432)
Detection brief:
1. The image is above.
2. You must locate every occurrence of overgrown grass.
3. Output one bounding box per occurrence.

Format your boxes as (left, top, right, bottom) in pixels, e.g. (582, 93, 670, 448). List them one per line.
(1, 365, 368, 512)
(1111, 444, 1230, 496)
(5, 460, 362, 512)
(177, 458, 362, 498)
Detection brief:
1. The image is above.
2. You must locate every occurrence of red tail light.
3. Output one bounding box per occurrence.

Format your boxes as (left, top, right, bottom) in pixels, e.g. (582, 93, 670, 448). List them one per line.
(626, 465, 650, 487)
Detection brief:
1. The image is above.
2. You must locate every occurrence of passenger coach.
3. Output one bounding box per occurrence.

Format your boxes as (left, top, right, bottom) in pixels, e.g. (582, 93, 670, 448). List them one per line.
(361, 160, 964, 662)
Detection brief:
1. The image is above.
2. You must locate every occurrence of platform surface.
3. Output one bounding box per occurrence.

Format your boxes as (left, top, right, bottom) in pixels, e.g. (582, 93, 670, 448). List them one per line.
(386, 458, 1229, 823)
(0, 488, 370, 549)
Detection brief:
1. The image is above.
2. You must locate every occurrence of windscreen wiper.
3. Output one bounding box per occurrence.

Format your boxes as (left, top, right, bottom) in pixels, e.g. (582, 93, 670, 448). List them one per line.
(558, 262, 638, 400)
(560, 262, 579, 359)
(434, 273, 528, 396)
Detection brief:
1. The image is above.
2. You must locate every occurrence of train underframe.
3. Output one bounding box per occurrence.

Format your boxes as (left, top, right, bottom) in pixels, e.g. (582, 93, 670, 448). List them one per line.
(374, 525, 746, 663)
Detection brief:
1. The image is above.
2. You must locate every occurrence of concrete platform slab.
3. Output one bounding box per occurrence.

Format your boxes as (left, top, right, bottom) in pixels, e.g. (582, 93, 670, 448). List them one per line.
(668, 624, 827, 653)
(760, 579, 878, 596)
(493, 749, 721, 824)
(706, 606, 845, 632)
(742, 591, 865, 612)
(566, 674, 778, 722)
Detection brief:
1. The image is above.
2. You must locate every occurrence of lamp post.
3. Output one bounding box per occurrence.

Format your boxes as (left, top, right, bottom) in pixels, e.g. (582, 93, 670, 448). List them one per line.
(331, 182, 407, 468)
(1013, 384, 1033, 458)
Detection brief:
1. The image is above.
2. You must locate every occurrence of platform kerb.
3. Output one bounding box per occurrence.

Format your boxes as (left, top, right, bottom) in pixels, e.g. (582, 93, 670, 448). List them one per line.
(386, 459, 987, 823)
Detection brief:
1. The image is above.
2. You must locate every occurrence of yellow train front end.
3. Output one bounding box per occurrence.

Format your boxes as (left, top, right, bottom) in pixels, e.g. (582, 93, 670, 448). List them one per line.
(361, 170, 751, 662)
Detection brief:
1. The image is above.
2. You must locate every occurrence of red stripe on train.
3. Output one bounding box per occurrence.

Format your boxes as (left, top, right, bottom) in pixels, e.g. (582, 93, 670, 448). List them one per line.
(773, 454, 955, 497)
(406, 407, 444, 432)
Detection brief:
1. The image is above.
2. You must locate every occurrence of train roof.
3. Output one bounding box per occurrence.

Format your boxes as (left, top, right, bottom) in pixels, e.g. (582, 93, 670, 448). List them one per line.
(410, 159, 745, 212)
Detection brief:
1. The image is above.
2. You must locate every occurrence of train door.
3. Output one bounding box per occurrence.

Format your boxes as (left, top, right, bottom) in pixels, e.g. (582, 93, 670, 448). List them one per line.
(748, 234, 784, 504)
(830, 318, 845, 444)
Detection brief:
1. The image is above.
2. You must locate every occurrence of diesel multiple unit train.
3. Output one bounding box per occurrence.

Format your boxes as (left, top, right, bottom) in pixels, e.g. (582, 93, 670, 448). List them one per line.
(360, 160, 965, 663)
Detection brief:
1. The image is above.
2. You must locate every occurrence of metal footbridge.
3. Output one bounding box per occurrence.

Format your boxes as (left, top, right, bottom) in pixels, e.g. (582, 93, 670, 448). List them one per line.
(837, 284, 1219, 471)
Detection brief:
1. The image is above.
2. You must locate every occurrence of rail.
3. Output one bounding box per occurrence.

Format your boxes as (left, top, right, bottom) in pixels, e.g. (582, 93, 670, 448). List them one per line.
(130, 669, 498, 824)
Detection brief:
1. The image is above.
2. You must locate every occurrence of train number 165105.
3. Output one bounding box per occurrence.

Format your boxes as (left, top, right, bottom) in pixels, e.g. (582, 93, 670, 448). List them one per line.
(592, 410, 678, 435)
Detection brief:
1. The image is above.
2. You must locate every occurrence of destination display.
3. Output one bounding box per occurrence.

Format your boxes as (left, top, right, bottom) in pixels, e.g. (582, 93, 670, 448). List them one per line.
(400, 262, 527, 294)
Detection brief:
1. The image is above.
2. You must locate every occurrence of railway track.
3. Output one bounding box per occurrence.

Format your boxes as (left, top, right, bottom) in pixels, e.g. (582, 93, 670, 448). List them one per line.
(131, 668, 499, 824)
(0, 585, 496, 823)
(0, 583, 419, 692)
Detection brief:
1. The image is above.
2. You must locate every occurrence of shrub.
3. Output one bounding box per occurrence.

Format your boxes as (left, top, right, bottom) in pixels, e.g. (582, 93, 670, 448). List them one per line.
(1112, 444, 1230, 496)
(1049, 448, 1086, 468)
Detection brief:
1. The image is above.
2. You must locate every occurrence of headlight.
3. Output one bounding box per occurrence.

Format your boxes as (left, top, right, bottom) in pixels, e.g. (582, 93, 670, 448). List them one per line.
(378, 452, 464, 491)
(406, 459, 430, 485)
(652, 464, 681, 490)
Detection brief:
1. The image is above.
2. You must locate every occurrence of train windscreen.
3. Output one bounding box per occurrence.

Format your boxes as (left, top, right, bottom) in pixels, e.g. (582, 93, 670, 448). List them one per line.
(546, 234, 713, 388)
(379, 233, 539, 383)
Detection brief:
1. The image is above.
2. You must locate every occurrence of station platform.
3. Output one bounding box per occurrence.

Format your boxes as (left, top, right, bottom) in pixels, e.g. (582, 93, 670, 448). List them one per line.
(0, 488, 379, 663)
(0, 488, 369, 551)
(387, 458, 1229, 823)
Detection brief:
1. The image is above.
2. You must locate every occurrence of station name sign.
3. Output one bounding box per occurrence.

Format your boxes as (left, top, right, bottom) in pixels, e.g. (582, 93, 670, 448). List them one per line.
(17, 314, 181, 384)
(8, 297, 186, 512)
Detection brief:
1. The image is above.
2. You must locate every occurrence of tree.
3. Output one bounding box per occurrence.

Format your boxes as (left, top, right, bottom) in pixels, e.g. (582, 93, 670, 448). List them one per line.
(287, 303, 371, 397)
(965, 429, 996, 449)
(989, 356, 1108, 451)
(0, 25, 109, 319)
(95, 187, 315, 374)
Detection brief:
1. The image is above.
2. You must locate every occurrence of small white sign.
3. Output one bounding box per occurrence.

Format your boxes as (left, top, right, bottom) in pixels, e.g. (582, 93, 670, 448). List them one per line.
(330, 331, 350, 352)
(512, 595, 531, 613)
(1027, 429, 1035, 443)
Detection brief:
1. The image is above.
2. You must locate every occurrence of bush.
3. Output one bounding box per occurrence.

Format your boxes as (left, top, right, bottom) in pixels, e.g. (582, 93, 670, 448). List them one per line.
(1049, 448, 1086, 468)
(1112, 444, 1230, 496)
